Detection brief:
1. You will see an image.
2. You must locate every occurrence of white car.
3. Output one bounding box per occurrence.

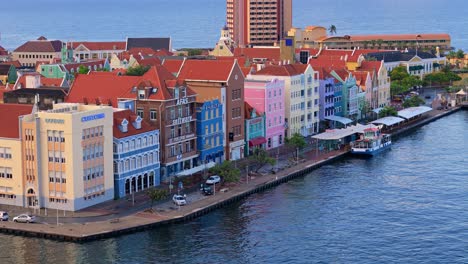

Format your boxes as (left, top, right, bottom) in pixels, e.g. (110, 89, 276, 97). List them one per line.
(172, 194, 187, 206)
(13, 214, 36, 223)
(206, 175, 221, 185)
(0, 211, 9, 221)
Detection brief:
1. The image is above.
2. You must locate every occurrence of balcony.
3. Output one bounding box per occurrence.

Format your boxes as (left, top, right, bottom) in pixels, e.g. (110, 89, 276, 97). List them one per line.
(167, 133, 196, 145)
(166, 113, 196, 126)
(165, 149, 198, 164)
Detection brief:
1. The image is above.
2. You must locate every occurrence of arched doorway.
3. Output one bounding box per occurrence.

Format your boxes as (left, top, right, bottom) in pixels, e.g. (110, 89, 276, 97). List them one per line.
(143, 174, 148, 189)
(137, 176, 142, 191)
(131, 177, 136, 193)
(26, 189, 37, 207)
(149, 171, 154, 187)
(125, 179, 130, 195)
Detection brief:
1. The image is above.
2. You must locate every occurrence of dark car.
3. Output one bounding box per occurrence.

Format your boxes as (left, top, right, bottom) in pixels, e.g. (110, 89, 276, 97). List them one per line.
(200, 184, 213, 195)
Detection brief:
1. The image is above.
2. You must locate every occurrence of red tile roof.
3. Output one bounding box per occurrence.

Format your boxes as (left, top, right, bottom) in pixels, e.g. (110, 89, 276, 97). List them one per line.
(14, 39, 63, 53)
(69, 41, 126, 51)
(162, 59, 184, 75)
(0, 104, 33, 138)
(137, 57, 162, 67)
(63, 60, 106, 72)
(14, 74, 64, 89)
(67, 73, 141, 106)
(253, 64, 308, 77)
(240, 66, 253, 77)
(234, 47, 281, 61)
(41, 77, 64, 87)
(244, 101, 254, 119)
(0, 45, 8, 56)
(0, 60, 21, 68)
(113, 109, 157, 138)
(177, 60, 236, 82)
(358, 60, 382, 72)
(308, 57, 347, 68)
(351, 71, 370, 88)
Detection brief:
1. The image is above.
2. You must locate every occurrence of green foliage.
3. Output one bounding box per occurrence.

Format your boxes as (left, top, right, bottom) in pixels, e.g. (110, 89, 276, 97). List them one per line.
(378, 106, 398, 118)
(423, 71, 461, 85)
(456, 49, 465, 59)
(78, 65, 89, 74)
(126, 65, 150, 76)
(447, 51, 457, 59)
(286, 133, 306, 159)
(389, 67, 422, 97)
(249, 148, 276, 173)
(186, 49, 203, 56)
(147, 188, 169, 209)
(328, 25, 337, 35)
(402, 96, 426, 108)
(209, 161, 241, 183)
(390, 82, 409, 97)
(390, 66, 410, 81)
(461, 77, 468, 87)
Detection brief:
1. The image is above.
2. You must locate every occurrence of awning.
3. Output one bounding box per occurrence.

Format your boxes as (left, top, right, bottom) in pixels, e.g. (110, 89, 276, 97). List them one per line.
(397, 106, 432, 120)
(249, 137, 266, 147)
(371, 116, 405, 126)
(177, 161, 216, 176)
(325, 115, 353, 125)
(372, 107, 383, 114)
(456, 89, 466, 95)
(312, 124, 376, 140)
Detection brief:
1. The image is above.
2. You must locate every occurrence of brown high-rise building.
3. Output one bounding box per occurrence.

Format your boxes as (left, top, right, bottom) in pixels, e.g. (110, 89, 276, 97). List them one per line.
(227, 0, 292, 47)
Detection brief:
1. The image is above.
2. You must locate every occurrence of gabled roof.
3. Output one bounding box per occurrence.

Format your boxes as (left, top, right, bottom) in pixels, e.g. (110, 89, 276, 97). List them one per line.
(4, 87, 67, 96)
(365, 50, 437, 62)
(0, 45, 8, 56)
(234, 47, 281, 61)
(253, 64, 308, 77)
(351, 71, 370, 88)
(67, 73, 141, 107)
(126, 37, 171, 51)
(0, 104, 33, 138)
(119, 65, 175, 101)
(136, 57, 162, 67)
(69, 41, 126, 51)
(308, 57, 347, 68)
(0, 64, 12, 75)
(359, 61, 382, 72)
(14, 39, 62, 53)
(113, 109, 157, 139)
(1, 61, 21, 68)
(62, 59, 106, 72)
(162, 59, 184, 76)
(244, 101, 254, 119)
(177, 59, 236, 82)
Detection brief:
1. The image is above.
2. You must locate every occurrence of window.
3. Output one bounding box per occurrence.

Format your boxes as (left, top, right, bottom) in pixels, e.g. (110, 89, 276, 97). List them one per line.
(268, 138, 272, 148)
(232, 107, 241, 118)
(233, 125, 241, 136)
(137, 109, 144, 118)
(232, 89, 241, 100)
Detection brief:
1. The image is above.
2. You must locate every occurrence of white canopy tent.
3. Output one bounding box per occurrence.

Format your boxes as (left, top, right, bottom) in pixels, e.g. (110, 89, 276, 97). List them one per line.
(397, 106, 432, 120)
(371, 116, 405, 126)
(312, 124, 376, 140)
(325, 115, 353, 125)
(177, 161, 216, 176)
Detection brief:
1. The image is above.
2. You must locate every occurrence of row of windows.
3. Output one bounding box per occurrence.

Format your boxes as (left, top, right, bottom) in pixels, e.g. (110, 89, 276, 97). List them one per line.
(204, 123, 221, 135)
(48, 151, 66, 163)
(49, 177, 67, 183)
(82, 126, 103, 140)
(202, 107, 221, 121)
(0, 186, 13, 193)
(83, 144, 104, 161)
(268, 88, 282, 98)
(24, 129, 35, 141)
(170, 124, 192, 138)
(49, 198, 68, 203)
(18, 53, 54, 59)
(114, 134, 158, 153)
(85, 185, 104, 196)
(170, 142, 194, 157)
(204, 136, 221, 149)
(267, 116, 283, 127)
(115, 151, 159, 173)
(0, 194, 16, 199)
(47, 130, 65, 143)
(49, 191, 66, 197)
(83, 165, 104, 181)
(268, 102, 282, 112)
(0, 167, 13, 179)
(0, 147, 12, 159)
(232, 107, 241, 119)
(84, 191, 105, 201)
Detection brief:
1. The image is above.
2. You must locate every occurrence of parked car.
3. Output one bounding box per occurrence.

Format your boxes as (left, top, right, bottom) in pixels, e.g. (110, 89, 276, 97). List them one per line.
(206, 175, 221, 185)
(172, 194, 187, 206)
(200, 184, 213, 195)
(0, 211, 9, 221)
(13, 214, 36, 223)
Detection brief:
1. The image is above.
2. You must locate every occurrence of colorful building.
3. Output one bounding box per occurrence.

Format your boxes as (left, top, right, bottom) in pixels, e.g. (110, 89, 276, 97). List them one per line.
(196, 99, 224, 164)
(12, 36, 63, 68)
(244, 78, 285, 150)
(315, 67, 336, 121)
(69, 41, 126, 61)
(244, 102, 266, 155)
(178, 59, 246, 161)
(249, 64, 320, 138)
(112, 109, 160, 199)
(331, 71, 366, 121)
(0, 63, 17, 84)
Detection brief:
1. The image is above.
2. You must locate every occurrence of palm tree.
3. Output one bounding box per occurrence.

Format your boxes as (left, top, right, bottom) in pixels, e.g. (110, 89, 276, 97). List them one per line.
(370, 40, 377, 49)
(376, 39, 384, 49)
(328, 25, 337, 35)
(362, 40, 370, 49)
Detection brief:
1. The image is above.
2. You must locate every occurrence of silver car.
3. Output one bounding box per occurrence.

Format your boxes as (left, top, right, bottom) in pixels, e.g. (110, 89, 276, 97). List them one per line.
(13, 214, 36, 223)
(172, 194, 187, 206)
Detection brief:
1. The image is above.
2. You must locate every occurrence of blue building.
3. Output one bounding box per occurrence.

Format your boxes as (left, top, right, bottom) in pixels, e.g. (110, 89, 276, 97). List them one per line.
(244, 102, 266, 156)
(196, 99, 224, 164)
(113, 109, 160, 199)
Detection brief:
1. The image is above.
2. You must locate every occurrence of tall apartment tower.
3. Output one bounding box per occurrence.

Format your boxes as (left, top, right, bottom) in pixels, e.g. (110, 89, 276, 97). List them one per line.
(227, 0, 292, 47)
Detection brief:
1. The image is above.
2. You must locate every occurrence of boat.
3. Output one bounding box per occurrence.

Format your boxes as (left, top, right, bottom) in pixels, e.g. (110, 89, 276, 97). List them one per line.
(351, 126, 391, 156)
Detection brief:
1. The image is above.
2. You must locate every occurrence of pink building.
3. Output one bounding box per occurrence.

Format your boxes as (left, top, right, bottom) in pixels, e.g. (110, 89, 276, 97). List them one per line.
(244, 78, 285, 149)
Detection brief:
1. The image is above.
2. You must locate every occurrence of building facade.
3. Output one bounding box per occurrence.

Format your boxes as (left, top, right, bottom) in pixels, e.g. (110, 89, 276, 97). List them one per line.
(113, 109, 160, 199)
(16, 103, 115, 211)
(316, 68, 336, 122)
(69, 41, 126, 61)
(244, 78, 285, 149)
(196, 99, 224, 164)
(178, 60, 246, 161)
(226, 0, 292, 47)
(12, 37, 63, 67)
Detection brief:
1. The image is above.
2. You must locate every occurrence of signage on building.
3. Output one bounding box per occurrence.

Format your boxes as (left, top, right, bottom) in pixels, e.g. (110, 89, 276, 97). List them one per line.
(81, 113, 105, 122)
(172, 116, 192, 125)
(169, 133, 195, 144)
(176, 97, 189, 106)
(250, 117, 262, 125)
(230, 140, 245, 148)
(45, 118, 65, 124)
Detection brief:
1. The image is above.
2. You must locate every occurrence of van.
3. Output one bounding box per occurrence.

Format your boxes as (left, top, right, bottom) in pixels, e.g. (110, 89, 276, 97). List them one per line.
(0, 211, 9, 221)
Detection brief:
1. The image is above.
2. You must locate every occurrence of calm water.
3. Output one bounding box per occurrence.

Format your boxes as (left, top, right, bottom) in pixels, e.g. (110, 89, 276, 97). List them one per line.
(0, 0, 467, 50)
(0, 112, 467, 263)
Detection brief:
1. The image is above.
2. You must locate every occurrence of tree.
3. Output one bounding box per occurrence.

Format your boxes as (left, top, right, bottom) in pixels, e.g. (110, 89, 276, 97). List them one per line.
(456, 49, 465, 59)
(147, 188, 169, 209)
(402, 96, 425, 108)
(209, 161, 241, 183)
(447, 51, 457, 59)
(249, 148, 276, 173)
(78, 65, 89, 74)
(423, 71, 461, 85)
(126, 65, 150, 76)
(286, 133, 306, 160)
(328, 25, 337, 35)
(378, 106, 398, 118)
(390, 66, 410, 81)
(187, 49, 203, 56)
(376, 39, 384, 49)
(370, 40, 377, 49)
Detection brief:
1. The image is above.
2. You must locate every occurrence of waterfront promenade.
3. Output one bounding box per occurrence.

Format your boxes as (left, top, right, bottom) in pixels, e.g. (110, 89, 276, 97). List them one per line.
(0, 107, 461, 242)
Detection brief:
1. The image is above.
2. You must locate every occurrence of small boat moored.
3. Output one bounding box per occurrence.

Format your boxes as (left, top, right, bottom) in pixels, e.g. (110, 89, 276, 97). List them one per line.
(351, 126, 391, 156)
